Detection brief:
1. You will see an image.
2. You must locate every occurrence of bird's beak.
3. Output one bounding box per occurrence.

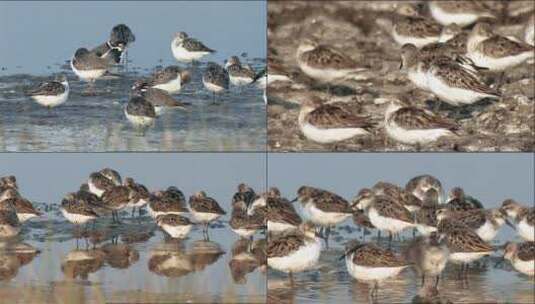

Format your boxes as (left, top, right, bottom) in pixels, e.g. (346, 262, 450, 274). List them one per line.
(505, 219, 515, 229)
(290, 197, 298, 203)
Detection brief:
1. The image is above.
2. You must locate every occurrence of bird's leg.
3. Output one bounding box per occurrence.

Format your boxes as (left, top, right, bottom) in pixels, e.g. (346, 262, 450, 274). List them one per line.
(131, 207, 136, 217)
(289, 271, 295, 286)
(377, 230, 381, 241)
(434, 275, 440, 289)
(421, 274, 425, 287)
(388, 232, 393, 248)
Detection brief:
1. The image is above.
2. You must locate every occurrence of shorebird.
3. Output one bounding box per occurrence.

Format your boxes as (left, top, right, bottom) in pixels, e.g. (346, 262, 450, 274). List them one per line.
(296, 38, 368, 87)
(372, 181, 424, 213)
(503, 241, 534, 276)
(435, 210, 494, 274)
(266, 190, 302, 235)
(26, 75, 69, 108)
(292, 186, 353, 246)
(202, 62, 229, 102)
(124, 177, 150, 217)
(405, 175, 444, 204)
(500, 199, 534, 242)
(0, 176, 17, 190)
(426, 55, 501, 107)
(92, 24, 135, 65)
(156, 214, 193, 239)
(100, 168, 122, 185)
(60, 192, 99, 227)
(436, 208, 506, 242)
(392, 4, 442, 48)
(171, 32, 215, 63)
(225, 56, 256, 86)
(232, 183, 257, 210)
(405, 232, 449, 288)
(88, 172, 116, 198)
(267, 222, 322, 281)
(70, 48, 109, 93)
(384, 99, 460, 147)
(229, 200, 264, 239)
(297, 97, 374, 146)
(0, 188, 41, 222)
(147, 187, 189, 218)
(428, 1, 496, 27)
(132, 81, 189, 116)
(0, 200, 21, 238)
(341, 240, 411, 299)
(445, 187, 483, 211)
(124, 96, 156, 128)
(101, 185, 132, 223)
(143, 65, 191, 94)
(467, 22, 535, 72)
(352, 189, 415, 244)
(188, 191, 226, 238)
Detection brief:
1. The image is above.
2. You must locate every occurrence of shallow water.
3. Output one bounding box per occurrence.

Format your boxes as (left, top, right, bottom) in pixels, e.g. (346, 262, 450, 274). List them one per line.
(0, 206, 266, 303)
(0, 60, 266, 151)
(267, 225, 534, 304)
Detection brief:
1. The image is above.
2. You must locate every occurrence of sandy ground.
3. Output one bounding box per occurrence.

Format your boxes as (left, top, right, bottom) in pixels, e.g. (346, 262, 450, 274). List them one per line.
(267, 1, 535, 152)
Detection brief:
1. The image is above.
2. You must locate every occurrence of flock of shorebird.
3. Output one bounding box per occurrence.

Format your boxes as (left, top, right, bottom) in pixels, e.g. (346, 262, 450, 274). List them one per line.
(0, 171, 266, 242)
(24, 24, 264, 129)
(265, 174, 534, 298)
(270, 2, 535, 148)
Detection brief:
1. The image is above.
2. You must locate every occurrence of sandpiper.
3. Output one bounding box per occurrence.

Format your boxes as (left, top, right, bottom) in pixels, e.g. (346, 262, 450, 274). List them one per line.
(436, 208, 506, 242)
(70, 48, 109, 91)
(156, 214, 193, 239)
(266, 190, 302, 235)
(101, 185, 132, 223)
(352, 189, 415, 243)
(188, 191, 226, 237)
(384, 99, 460, 147)
(0, 200, 21, 238)
(0, 188, 41, 222)
(392, 4, 442, 48)
(87, 169, 121, 198)
(297, 97, 374, 145)
(341, 240, 411, 298)
(428, 1, 496, 27)
(171, 32, 215, 63)
(93, 24, 135, 65)
(225, 56, 256, 86)
(100, 168, 122, 185)
(124, 177, 150, 217)
(267, 222, 322, 280)
(144, 65, 191, 94)
(27, 75, 69, 108)
(296, 38, 368, 84)
(500, 199, 534, 242)
(467, 22, 535, 72)
(147, 187, 189, 218)
(232, 183, 257, 210)
(132, 82, 189, 116)
(445, 187, 483, 211)
(229, 200, 264, 239)
(203, 62, 229, 102)
(426, 56, 500, 107)
(405, 175, 444, 204)
(60, 192, 99, 226)
(372, 181, 423, 213)
(504, 241, 534, 276)
(293, 186, 353, 245)
(435, 211, 494, 271)
(124, 96, 156, 128)
(0, 176, 17, 190)
(525, 15, 535, 46)
(405, 232, 449, 288)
